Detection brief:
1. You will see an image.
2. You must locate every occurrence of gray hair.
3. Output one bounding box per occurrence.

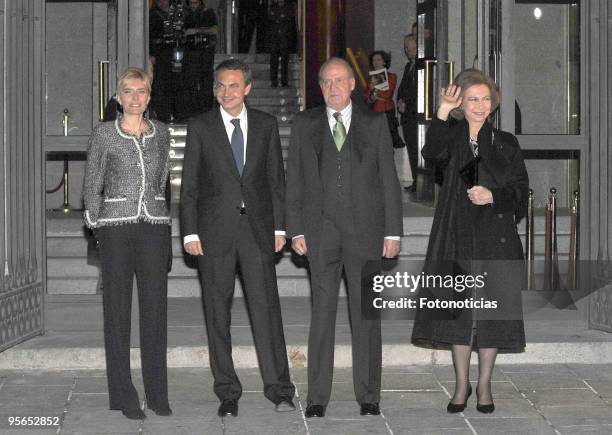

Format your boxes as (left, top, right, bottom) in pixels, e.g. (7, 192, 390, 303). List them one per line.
(214, 58, 252, 86)
(318, 57, 355, 84)
(449, 68, 500, 120)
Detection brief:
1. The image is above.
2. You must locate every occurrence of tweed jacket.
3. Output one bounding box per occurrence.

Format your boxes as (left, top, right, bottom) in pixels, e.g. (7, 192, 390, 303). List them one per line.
(82, 117, 171, 229)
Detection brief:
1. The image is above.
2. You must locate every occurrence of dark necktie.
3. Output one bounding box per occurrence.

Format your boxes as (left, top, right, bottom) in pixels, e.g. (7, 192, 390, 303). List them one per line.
(230, 118, 244, 175)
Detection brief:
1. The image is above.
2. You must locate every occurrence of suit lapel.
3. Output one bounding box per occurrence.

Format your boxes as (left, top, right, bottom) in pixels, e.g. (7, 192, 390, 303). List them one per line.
(212, 107, 241, 180)
(349, 103, 367, 162)
(313, 106, 327, 159)
(310, 106, 328, 176)
(242, 107, 260, 179)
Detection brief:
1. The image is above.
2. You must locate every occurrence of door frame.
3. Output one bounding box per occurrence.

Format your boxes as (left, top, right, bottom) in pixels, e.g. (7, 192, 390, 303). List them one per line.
(0, 0, 46, 352)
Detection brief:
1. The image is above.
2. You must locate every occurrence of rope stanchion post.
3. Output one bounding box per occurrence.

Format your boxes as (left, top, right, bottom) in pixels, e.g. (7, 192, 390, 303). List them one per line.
(60, 158, 71, 213)
(567, 190, 579, 289)
(526, 189, 535, 290)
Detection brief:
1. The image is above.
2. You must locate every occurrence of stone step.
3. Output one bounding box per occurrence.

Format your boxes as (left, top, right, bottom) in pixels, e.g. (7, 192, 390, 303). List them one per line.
(46, 275, 315, 297)
(248, 105, 301, 114)
(215, 62, 299, 72)
(245, 96, 300, 106)
(250, 70, 299, 78)
(247, 88, 300, 98)
(45, 214, 571, 241)
(1, 295, 608, 370)
(46, 229, 571, 259)
(248, 81, 299, 90)
(45, 211, 575, 295)
(214, 53, 299, 64)
(276, 113, 295, 126)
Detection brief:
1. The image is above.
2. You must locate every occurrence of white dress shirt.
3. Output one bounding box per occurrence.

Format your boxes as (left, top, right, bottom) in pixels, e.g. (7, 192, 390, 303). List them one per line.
(183, 104, 285, 247)
(326, 102, 352, 135)
(220, 103, 248, 157)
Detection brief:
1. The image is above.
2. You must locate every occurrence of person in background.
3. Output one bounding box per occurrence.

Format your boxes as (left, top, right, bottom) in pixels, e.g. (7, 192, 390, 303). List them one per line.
(149, 0, 174, 122)
(238, 0, 269, 53)
(366, 50, 404, 149)
(182, 0, 219, 116)
(397, 34, 419, 192)
(268, 0, 296, 87)
(83, 67, 172, 420)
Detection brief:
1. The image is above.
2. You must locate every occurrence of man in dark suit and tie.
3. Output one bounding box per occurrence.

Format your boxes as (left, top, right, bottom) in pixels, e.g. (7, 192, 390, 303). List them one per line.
(286, 57, 403, 417)
(180, 58, 295, 417)
(397, 34, 419, 192)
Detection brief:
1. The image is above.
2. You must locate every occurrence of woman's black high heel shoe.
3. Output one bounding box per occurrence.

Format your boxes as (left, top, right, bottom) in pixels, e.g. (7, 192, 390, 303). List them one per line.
(447, 385, 472, 413)
(476, 388, 495, 413)
(476, 402, 495, 413)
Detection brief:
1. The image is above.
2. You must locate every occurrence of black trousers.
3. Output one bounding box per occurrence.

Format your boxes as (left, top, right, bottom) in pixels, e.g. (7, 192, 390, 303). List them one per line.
(384, 110, 405, 149)
(97, 222, 170, 411)
(270, 43, 289, 86)
(151, 52, 176, 123)
(402, 117, 419, 185)
(197, 215, 295, 403)
(307, 216, 382, 406)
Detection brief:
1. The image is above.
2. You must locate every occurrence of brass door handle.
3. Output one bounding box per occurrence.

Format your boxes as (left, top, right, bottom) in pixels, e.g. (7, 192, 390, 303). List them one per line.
(445, 60, 455, 85)
(424, 59, 437, 121)
(98, 60, 110, 121)
(62, 109, 70, 136)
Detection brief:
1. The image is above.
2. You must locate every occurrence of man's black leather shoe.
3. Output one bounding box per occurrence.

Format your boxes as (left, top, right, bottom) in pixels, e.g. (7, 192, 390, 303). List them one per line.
(121, 408, 146, 420)
(360, 403, 380, 416)
(218, 399, 238, 417)
(304, 404, 325, 418)
(275, 396, 296, 412)
(148, 404, 173, 416)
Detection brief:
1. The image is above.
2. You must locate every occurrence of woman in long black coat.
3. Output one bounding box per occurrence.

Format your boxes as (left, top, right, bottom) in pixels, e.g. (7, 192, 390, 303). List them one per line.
(411, 69, 528, 414)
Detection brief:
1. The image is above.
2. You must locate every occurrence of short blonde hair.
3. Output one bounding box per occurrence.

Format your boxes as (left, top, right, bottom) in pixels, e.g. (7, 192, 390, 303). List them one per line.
(117, 67, 152, 95)
(449, 68, 500, 120)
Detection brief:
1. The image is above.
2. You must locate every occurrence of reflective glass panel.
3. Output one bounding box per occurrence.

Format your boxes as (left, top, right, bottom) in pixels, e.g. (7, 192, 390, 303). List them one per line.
(513, 1, 580, 135)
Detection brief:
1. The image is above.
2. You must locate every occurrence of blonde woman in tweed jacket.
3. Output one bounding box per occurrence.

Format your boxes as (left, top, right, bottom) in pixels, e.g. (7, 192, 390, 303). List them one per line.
(82, 67, 172, 420)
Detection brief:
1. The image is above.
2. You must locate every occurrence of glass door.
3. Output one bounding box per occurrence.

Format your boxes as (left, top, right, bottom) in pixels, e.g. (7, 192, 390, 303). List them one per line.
(417, 0, 482, 203)
(415, 0, 438, 203)
(497, 0, 582, 209)
(45, 0, 123, 150)
(44, 0, 126, 212)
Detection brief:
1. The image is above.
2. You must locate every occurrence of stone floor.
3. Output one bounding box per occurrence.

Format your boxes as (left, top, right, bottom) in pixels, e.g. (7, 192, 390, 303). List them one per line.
(1, 364, 612, 434)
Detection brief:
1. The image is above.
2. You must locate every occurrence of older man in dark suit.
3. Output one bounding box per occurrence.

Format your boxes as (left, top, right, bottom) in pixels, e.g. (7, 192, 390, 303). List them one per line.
(180, 59, 295, 417)
(286, 57, 403, 418)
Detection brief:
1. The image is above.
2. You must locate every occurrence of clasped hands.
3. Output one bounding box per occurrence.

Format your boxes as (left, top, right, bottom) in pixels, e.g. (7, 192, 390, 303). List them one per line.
(467, 185, 493, 205)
